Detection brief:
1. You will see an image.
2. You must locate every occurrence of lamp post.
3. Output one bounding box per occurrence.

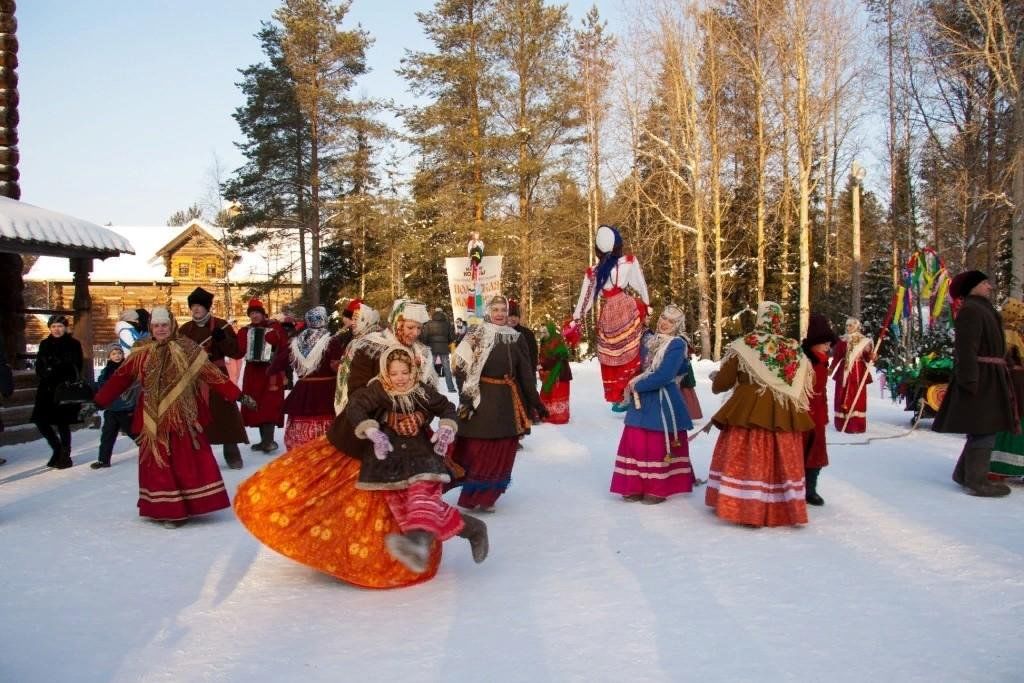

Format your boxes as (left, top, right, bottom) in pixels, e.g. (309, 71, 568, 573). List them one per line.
(851, 161, 867, 318)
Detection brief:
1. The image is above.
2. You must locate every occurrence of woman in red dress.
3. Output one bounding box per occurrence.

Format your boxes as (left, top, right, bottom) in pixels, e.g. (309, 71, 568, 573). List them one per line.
(94, 307, 245, 528)
(831, 317, 873, 433)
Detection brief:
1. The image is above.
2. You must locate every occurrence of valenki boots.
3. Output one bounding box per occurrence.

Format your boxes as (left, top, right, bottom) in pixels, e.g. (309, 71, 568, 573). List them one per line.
(458, 514, 489, 563)
(223, 443, 243, 469)
(952, 446, 967, 486)
(806, 468, 825, 506)
(962, 447, 1011, 497)
(385, 530, 434, 573)
(250, 424, 279, 453)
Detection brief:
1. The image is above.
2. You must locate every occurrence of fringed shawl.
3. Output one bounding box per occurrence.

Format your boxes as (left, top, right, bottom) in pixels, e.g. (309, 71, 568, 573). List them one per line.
(453, 322, 520, 408)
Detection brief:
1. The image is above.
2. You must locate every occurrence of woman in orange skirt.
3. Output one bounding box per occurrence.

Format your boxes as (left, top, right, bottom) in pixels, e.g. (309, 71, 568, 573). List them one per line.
(235, 302, 445, 589)
(705, 301, 814, 527)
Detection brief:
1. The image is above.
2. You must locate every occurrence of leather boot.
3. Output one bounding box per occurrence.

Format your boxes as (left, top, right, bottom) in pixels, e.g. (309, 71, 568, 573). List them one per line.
(223, 443, 243, 469)
(952, 446, 966, 486)
(54, 445, 73, 470)
(259, 424, 279, 453)
(385, 530, 434, 573)
(806, 468, 825, 506)
(458, 514, 489, 564)
(45, 446, 61, 468)
(963, 447, 1011, 497)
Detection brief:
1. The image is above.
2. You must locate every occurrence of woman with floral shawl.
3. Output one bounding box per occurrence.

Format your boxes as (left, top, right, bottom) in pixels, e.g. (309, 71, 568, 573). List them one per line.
(94, 307, 244, 527)
(705, 302, 814, 527)
(235, 302, 455, 589)
(610, 305, 696, 503)
(538, 321, 573, 424)
(270, 306, 347, 449)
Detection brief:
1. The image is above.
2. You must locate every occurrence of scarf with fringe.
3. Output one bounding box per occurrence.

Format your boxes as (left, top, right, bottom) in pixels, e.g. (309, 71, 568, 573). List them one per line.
(724, 302, 812, 411)
(453, 322, 520, 408)
(130, 333, 228, 467)
(370, 345, 429, 416)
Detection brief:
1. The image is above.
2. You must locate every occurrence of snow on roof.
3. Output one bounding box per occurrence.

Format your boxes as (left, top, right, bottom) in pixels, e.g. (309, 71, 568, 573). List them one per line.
(25, 221, 302, 285)
(0, 196, 134, 257)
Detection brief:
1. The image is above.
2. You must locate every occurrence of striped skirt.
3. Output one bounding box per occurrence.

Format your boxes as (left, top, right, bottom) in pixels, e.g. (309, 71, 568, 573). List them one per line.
(137, 437, 229, 521)
(284, 415, 334, 451)
(610, 426, 694, 497)
(705, 426, 808, 527)
(387, 481, 463, 541)
(597, 290, 644, 403)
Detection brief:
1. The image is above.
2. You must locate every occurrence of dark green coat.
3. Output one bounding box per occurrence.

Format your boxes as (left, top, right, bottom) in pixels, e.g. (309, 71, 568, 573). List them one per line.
(933, 295, 1016, 435)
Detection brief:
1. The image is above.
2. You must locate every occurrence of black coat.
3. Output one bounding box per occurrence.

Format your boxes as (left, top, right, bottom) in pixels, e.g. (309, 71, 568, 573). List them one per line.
(514, 324, 539, 373)
(422, 312, 454, 355)
(933, 295, 1017, 435)
(456, 332, 542, 440)
(31, 334, 84, 425)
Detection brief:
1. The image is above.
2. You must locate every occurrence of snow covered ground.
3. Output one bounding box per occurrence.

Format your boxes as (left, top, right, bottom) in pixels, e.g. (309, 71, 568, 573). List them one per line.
(2, 359, 1022, 682)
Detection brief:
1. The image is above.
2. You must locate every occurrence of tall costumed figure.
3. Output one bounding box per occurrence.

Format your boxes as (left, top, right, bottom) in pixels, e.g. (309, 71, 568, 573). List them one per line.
(466, 232, 485, 324)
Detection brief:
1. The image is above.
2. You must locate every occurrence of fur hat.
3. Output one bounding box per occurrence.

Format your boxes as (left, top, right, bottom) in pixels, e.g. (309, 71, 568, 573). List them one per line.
(187, 287, 214, 311)
(47, 314, 69, 327)
(949, 270, 988, 299)
(151, 307, 172, 325)
(595, 224, 621, 254)
(246, 298, 266, 315)
(804, 313, 838, 347)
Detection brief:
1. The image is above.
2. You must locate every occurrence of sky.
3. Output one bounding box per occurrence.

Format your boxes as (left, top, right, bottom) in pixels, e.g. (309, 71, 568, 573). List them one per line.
(16, 0, 624, 228)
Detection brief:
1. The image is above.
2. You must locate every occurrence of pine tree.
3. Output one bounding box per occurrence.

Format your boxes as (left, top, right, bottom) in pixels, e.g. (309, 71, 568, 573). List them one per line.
(166, 203, 204, 227)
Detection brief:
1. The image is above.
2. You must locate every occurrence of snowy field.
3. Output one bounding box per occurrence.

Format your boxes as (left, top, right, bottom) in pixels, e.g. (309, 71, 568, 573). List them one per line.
(2, 359, 1023, 682)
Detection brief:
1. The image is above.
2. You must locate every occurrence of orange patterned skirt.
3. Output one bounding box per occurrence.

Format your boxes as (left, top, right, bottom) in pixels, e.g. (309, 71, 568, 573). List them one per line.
(234, 436, 442, 589)
(705, 426, 808, 527)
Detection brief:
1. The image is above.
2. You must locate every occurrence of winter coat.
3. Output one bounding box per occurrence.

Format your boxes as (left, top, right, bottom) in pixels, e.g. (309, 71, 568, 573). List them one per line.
(179, 317, 248, 444)
(514, 324, 539, 373)
(711, 355, 814, 432)
(115, 320, 141, 356)
(804, 349, 830, 468)
(624, 337, 693, 433)
(933, 295, 1017, 435)
(422, 311, 454, 356)
(31, 333, 84, 425)
(346, 380, 457, 490)
(455, 333, 542, 440)
(96, 360, 137, 413)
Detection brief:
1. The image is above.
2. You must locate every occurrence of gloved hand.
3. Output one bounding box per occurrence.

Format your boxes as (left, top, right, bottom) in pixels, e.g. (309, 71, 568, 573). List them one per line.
(239, 394, 257, 410)
(211, 326, 227, 342)
(365, 426, 393, 460)
(430, 423, 456, 456)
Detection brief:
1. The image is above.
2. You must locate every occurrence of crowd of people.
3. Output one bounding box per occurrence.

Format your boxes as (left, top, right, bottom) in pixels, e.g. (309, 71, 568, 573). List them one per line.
(4, 226, 1017, 589)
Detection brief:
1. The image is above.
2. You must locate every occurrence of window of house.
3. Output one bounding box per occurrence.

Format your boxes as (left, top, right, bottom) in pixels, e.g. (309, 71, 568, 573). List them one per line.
(178, 263, 190, 277)
(206, 263, 217, 277)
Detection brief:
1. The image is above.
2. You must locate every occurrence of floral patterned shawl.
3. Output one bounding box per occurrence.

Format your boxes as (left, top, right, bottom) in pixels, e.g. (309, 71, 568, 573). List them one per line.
(723, 301, 812, 411)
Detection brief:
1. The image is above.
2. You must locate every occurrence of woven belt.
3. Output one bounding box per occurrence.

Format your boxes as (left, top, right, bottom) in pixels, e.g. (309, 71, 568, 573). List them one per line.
(481, 375, 529, 434)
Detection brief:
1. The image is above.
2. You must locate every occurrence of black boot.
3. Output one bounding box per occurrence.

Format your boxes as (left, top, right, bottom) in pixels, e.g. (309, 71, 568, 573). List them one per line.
(385, 530, 434, 573)
(952, 446, 966, 486)
(223, 443, 243, 469)
(963, 447, 1011, 497)
(255, 424, 278, 453)
(806, 468, 825, 506)
(458, 514, 489, 564)
(54, 445, 73, 470)
(45, 445, 61, 468)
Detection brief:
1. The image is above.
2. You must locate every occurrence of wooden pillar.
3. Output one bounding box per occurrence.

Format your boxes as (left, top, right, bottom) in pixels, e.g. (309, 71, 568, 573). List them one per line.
(70, 256, 94, 381)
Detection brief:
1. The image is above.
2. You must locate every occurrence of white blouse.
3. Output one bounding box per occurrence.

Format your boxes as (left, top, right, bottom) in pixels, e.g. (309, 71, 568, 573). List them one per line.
(572, 256, 650, 320)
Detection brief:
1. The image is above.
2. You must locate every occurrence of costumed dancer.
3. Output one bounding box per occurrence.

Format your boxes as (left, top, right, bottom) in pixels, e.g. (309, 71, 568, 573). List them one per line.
(801, 313, 838, 506)
(571, 224, 650, 409)
(537, 321, 573, 424)
(934, 271, 1015, 497)
(991, 298, 1024, 479)
(93, 307, 251, 528)
(238, 298, 287, 453)
(179, 287, 249, 469)
(235, 301, 468, 588)
(271, 305, 347, 450)
(346, 345, 488, 573)
(451, 295, 545, 511)
(705, 302, 814, 527)
(610, 305, 696, 504)
(831, 317, 873, 433)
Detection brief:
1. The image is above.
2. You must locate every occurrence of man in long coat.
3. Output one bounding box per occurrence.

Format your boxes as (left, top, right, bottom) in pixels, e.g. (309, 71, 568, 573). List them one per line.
(933, 270, 1015, 497)
(179, 287, 249, 469)
(238, 298, 287, 452)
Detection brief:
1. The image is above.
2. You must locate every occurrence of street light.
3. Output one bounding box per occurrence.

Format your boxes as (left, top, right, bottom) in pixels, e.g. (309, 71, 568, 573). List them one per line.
(851, 161, 867, 318)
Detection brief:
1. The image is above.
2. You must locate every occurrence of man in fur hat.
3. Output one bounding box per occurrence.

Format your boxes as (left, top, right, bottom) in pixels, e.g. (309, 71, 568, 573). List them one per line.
(801, 313, 838, 505)
(933, 270, 1015, 497)
(179, 287, 249, 469)
(238, 298, 287, 453)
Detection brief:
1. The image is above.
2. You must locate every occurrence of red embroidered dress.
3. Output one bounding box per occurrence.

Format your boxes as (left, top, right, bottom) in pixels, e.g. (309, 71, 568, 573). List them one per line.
(831, 335, 873, 433)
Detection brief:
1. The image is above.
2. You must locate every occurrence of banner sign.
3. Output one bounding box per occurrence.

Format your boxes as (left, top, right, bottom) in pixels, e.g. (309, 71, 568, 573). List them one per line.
(445, 255, 503, 323)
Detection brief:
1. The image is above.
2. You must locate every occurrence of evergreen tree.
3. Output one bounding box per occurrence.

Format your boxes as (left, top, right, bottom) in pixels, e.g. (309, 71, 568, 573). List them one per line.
(166, 203, 203, 227)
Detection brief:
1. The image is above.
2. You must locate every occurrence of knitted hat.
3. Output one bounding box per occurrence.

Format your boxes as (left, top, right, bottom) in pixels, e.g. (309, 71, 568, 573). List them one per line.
(804, 313, 838, 347)
(595, 224, 621, 254)
(107, 343, 123, 357)
(151, 306, 172, 325)
(119, 309, 139, 323)
(246, 298, 266, 315)
(187, 287, 214, 311)
(949, 270, 988, 299)
(508, 298, 521, 317)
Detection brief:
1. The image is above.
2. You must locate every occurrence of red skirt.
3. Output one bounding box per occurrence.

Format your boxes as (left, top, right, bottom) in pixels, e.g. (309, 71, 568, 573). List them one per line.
(234, 436, 441, 589)
(386, 482, 463, 541)
(539, 376, 571, 424)
(137, 437, 230, 521)
(610, 426, 695, 497)
(705, 426, 808, 527)
(452, 437, 519, 508)
(597, 290, 644, 403)
(284, 415, 334, 450)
